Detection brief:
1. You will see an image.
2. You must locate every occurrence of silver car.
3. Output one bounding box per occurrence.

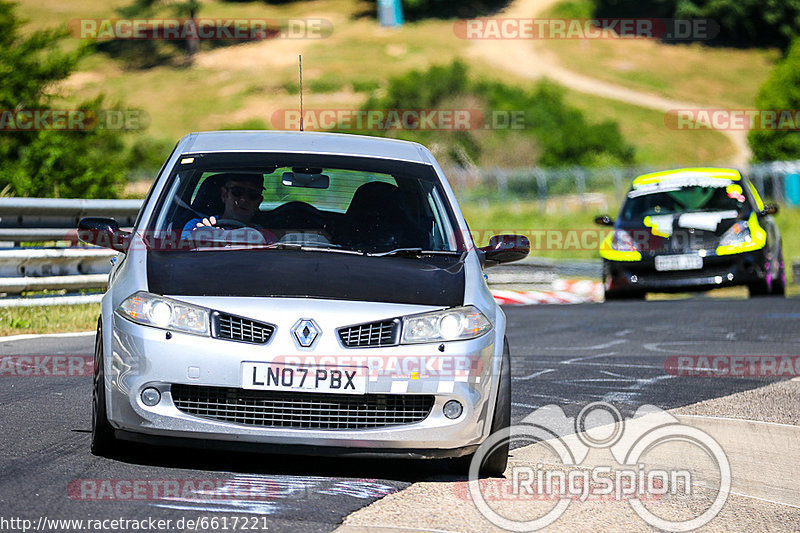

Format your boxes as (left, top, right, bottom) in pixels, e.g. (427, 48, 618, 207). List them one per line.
(79, 131, 529, 475)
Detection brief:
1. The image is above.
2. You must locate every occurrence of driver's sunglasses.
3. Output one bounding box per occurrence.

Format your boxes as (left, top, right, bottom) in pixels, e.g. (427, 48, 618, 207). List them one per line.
(226, 186, 262, 201)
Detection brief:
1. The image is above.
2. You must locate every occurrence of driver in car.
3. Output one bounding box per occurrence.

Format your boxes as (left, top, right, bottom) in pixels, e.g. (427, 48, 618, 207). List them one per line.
(181, 174, 264, 240)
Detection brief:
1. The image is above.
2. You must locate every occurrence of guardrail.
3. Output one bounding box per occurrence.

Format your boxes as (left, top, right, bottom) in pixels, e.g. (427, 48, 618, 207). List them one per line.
(0, 198, 141, 243)
(0, 198, 140, 300)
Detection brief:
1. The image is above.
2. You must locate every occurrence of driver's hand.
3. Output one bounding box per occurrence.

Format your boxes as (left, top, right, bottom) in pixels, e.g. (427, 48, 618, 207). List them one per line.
(196, 216, 217, 229)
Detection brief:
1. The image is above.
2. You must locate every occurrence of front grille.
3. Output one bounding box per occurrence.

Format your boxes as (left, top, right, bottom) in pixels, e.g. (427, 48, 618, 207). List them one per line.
(171, 385, 433, 430)
(338, 320, 398, 348)
(214, 313, 274, 344)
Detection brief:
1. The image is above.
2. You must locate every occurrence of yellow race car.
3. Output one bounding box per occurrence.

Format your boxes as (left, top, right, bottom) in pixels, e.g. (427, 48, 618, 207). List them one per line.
(596, 168, 785, 300)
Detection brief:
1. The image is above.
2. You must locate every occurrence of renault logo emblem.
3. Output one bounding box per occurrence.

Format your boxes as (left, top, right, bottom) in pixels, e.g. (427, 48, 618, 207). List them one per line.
(292, 319, 320, 348)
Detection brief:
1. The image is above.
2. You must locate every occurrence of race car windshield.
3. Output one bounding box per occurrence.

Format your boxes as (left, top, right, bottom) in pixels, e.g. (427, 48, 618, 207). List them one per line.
(148, 154, 460, 254)
(621, 185, 748, 221)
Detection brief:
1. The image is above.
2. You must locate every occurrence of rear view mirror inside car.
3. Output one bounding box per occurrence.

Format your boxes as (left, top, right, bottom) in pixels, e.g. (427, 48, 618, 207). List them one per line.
(282, 167, 330, 189)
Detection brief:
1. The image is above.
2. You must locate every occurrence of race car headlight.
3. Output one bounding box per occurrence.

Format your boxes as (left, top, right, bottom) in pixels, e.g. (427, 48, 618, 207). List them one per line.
(719, 221, 751, 247)
(401, 306, 492, 344)
(117, 291, 210, 336)
(612, 230, 639, 252)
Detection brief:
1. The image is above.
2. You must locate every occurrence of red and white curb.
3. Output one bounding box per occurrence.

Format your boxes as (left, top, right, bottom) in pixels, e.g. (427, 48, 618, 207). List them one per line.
(491, 279, 603, 305)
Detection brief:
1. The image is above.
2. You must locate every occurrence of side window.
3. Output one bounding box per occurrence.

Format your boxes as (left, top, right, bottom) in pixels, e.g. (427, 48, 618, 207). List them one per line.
(425, 186, 456, 250)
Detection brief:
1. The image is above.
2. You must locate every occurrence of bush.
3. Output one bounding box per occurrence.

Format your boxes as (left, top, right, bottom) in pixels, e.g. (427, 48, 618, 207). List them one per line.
(356, 61, 635, 168)
(749, 39, 800, 161)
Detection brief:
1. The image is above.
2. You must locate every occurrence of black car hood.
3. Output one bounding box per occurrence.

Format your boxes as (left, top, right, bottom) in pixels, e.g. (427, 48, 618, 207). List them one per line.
(147, 249, 466, 306)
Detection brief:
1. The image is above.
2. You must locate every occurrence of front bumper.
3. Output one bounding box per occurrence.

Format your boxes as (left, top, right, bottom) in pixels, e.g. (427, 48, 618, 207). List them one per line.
(105, 309, 498, 458)
(603, 249, 767, 294)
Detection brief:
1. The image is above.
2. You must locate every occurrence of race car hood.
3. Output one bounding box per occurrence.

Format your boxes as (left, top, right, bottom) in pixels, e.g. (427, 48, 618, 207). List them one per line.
(146, 249, 466, 306)
(615, 211, 743, 255)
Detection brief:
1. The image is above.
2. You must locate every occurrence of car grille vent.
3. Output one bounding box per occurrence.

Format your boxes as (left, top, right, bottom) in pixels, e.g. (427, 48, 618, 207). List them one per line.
(214, 313, 274, 344)
(171, 385, 434, 430)
(338, 320, 399, 348)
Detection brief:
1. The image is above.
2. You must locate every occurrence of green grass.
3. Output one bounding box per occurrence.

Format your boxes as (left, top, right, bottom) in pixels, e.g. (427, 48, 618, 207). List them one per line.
(460, 199, 611, 259)
(0, 304, 99, 336)
(560, 88, 736, 165)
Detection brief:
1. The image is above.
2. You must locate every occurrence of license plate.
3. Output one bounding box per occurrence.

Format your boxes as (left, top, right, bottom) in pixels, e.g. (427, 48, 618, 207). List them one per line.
(654, 254, 703, 271)
(242, 362, 366, 394)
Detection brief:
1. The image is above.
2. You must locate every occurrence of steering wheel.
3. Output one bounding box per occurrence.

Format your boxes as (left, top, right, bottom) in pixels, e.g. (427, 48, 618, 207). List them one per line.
(212, 218, 257, 230)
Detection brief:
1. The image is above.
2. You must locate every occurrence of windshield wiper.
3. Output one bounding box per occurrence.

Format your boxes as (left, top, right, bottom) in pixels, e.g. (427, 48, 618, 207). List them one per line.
(368, 248, 462, 258)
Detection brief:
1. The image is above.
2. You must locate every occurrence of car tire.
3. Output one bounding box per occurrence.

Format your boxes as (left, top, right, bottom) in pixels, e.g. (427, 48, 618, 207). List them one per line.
(749, 255, 780, 298)
(478, 337, 511, 477)
(604, 291, 645, 301)
(91, 318, 117, 456)
(772, 249, 786, 297)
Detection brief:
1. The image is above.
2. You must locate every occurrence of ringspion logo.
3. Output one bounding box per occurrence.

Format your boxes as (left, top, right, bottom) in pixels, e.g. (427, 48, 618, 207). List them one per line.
(468, 402, 730, 531)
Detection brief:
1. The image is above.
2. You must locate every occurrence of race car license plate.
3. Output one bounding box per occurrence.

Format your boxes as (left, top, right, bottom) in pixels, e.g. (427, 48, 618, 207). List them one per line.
(242, 362, 366, 394)
(654, 254, 703, 271)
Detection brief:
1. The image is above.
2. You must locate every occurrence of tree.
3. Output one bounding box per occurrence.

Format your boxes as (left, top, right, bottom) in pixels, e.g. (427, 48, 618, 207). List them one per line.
(749, 39, 800, 161)
(0, 1, 125, 197)
(594, 0, 800, 50)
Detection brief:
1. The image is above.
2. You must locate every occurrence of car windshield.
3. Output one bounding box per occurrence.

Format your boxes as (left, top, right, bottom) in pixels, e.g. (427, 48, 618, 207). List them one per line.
(620, 183, 749, 221)
(148, 153, 460, 254)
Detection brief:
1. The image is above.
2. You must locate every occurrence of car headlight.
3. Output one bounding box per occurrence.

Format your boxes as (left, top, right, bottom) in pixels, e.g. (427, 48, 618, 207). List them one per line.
(612, 230, 639, 252)
(117, 291, 210, 336)
(719, 220, 751, 247)
(401, 306, 492, 344)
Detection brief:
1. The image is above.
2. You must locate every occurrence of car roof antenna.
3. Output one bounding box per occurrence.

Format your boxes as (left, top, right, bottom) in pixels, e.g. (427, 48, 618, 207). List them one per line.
(299, 54, 304, 132)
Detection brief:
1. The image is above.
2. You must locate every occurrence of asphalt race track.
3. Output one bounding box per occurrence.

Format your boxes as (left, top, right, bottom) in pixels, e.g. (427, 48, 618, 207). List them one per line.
(1, 296, 798, 532)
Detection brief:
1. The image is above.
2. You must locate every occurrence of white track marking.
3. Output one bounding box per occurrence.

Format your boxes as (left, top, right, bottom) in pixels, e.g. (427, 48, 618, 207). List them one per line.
(0, 331, 94, 343)
(675, 414, 800, 430)
(549, 339, 626, 351)
(514, 369, 556, 381)
(562, 351, 619, 364)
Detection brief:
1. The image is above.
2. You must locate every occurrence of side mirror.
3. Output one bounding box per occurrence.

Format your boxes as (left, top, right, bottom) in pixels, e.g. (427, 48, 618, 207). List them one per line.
(760, 204, 779, 216)
(594, 215, 614, 226)
(78, 217, 131, 252)
(479, 234, 530, 267)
